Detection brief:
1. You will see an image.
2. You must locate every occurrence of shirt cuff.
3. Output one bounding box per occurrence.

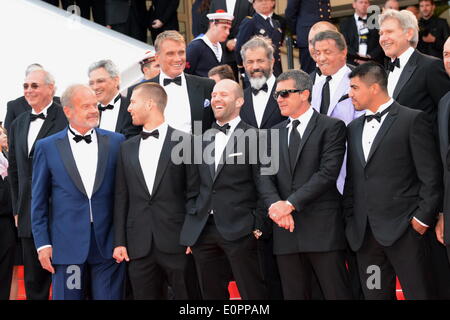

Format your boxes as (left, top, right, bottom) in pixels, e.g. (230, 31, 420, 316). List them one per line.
(413, 217, 429, 228)
(37, 245, 52, 253)
(286, 200, 295, 211)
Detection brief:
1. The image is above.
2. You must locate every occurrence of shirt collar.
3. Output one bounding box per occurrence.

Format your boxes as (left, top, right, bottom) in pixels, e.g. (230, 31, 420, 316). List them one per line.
(142, 122, 168, 139)
(68, 125, 96, 138)
(287, 106, 314, 128)
(354, 13, 368, 21)
(201, 34, 219, 47)
(365, 98, 394, 116)
(216, 116, 241, 134)
(103, 93, 121, 107)
(160, 70, 185, 83)
(258, 13, 273, 20)
(31, 101, 53, 116)
(327, 64, 348, 84)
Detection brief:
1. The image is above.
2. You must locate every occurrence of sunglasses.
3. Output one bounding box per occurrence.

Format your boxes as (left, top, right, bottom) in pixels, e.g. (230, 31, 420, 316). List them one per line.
(273, 89, 302, 100)
(23, 83, 41, 90)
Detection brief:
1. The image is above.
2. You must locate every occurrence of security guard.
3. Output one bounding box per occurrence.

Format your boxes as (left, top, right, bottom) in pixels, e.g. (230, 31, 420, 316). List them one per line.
(236, 0, 283, 79)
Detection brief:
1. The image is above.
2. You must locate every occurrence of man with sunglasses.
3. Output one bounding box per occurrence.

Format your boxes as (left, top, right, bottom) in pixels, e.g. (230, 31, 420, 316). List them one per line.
(8, 69, 67, 300)
(259, 69, 352, 299)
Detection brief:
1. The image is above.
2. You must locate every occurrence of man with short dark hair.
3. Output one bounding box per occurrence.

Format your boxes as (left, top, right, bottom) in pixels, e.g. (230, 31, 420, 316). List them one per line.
(345, 62, 442, 299)
(126, 51, 161, 100)
(417, 0, 450, 59)
(208, 64, 236, 82)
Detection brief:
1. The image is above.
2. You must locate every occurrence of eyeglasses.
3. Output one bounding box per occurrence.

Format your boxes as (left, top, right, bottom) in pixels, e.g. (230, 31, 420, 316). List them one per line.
(23, 83, 41, 90)
(273, 89, 302, 100)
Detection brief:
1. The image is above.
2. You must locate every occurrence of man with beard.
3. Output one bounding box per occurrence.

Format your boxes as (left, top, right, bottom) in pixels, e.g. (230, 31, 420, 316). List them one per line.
(239, 36, 286, 129)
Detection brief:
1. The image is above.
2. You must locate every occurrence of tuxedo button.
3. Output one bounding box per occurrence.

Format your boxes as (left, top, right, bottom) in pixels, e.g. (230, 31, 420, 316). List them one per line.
(212, 190, 216, 194)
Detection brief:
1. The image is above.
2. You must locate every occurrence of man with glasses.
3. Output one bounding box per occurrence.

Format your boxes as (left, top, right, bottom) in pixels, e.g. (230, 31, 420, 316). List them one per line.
(259, 69, 352, 299)
(8, 69, 67, 300)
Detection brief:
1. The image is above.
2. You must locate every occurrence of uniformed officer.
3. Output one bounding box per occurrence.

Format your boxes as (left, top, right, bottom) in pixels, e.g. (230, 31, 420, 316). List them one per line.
(235, 0, 283, 79)
(186, 10, 234, 77)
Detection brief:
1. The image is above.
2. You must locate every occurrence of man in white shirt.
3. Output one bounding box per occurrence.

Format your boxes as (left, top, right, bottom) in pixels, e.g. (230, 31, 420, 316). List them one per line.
(31, 84, 126, 300)
(88, 59, 140, 138)
(8, 69, 67, 300)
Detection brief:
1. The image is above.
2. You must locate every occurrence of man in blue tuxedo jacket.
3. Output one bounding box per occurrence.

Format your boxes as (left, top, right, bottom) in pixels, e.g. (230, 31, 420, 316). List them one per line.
(31, 84, 126, 300)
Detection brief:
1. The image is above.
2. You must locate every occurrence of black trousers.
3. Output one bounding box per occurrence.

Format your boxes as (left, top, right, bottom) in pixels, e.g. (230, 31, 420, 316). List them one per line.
(0, 216, 16, 300)
(62, 0, 106, 26)
(111, 7, 147, 43)
(356, 224, 434, 300)
(128, 245, 201, 300)
(257, 236, 283, 299)
(192, 216, 268, 300)
(276, 250, 352, 300)
(21, 237, 52, 300)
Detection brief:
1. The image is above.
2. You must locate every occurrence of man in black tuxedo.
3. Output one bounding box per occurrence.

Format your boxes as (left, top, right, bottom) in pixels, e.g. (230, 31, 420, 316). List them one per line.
(209, 0, 254, 80)
(345, 62, 442, 299)
(436, 37, 450, 262)
(259, 70, 351, 300)
(149, 0, 180, 43)
(240, 36, 287, 129)
(88, 59, 140, 138)
(113, 82, 200, 300)
(149, 30, 215, 135)
(379, 9, 450, 125)
(180, 79, 267, 300)
(8, 69, 68, 299)
(105, 0, 148, 42)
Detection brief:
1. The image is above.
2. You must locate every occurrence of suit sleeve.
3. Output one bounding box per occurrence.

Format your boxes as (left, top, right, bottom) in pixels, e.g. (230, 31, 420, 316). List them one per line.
(31, 141, 52, 249)
(7, 122, 18, 215)
(284, 0, 300, 34)
(4, 101, 15, 132)
(287, 120, 346, 211)
(185, 135, 200, 215)
(409, 111, 443, 226)
(426, 58, 450, 109)
(342, 127, 354, 224)
(154, 0, 180, 25)
(113, 145, 128, 247)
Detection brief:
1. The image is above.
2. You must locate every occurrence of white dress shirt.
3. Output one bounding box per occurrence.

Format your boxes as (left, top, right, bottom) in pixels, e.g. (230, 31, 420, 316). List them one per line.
(287, 106, 314, 145)
(159, 71, 192, 134)
(252, 74, 276, 128)
(354, 13, 368, 57)
(139, 123, 168, 195)
(387, 46, 415, 97)
(362, 98, 428, 228)
(201, 34, 222, 62)
(28, 102, 52, 155)
(214, 116, 241, 171)
(98, 93, 121, 132)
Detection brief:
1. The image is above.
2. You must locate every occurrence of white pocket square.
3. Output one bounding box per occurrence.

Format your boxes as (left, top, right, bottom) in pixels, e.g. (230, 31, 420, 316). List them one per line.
(228, 152, 243, 158)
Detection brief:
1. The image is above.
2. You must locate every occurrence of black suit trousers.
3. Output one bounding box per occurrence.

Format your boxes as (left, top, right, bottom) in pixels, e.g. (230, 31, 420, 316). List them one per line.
(192, 216, 267, 300)
(0, 216, 16, 300)
(356, 224, 434, 300)
(127, 245, 201, 300)
(21, 237, 52, 300)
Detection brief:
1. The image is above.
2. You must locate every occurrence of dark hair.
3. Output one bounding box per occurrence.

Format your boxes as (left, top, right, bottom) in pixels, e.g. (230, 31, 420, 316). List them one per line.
(208, 64, 235, 81)
(419, 0, 434, 4)
(348, 62, 388, 91)
(312, 30, 347, 51)
(276, 69, 313, 103)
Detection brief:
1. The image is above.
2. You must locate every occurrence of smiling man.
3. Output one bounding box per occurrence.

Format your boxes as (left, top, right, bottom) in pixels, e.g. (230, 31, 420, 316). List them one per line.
(88, 59, 140, 138)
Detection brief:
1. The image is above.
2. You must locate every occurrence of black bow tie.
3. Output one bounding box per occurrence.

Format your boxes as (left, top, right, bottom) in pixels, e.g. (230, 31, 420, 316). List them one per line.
(98, 104, 114, 112)
(212, 122, 230, 135)
(365, 106, 391, 123)
(358, 16, 367, 23)
(387, 58, 400, 72)
(141, 130, 159, 140)
(163, 76, 182, 86)
(69, 127, 92, 144)
(251, 83, 268, 95)
(30, 113, 46, 122)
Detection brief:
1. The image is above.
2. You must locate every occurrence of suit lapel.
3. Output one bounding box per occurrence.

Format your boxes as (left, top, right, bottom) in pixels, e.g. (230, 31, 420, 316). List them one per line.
(56, 130, 87, 196)
(185, 74, 203, 125)
(19, 113, 31, 158)
(353, 116, 366, 168)
(260, 89, 278, 129)
(92, 129, 109, 195)
(393, 51, 417, 100)
(328, 67, 351, 116)
(279, 122, 291, 175)
(366, 104, 398, 165)
(114, 95, 127, 133)
(241, 89, 258, 127)
(292, 111, 318, 171)
(151, 127, 174, 196)
(128, 138, 151, 196)
(30, 103, 57, 156)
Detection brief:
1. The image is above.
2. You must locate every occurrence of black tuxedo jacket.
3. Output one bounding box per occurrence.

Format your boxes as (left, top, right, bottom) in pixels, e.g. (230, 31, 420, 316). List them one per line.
(389, 50, 450, 123)
(105, 0, 147, 26)
(344, 102, 442, 252)
(180, 120, 265, 246)
(259, 111, 347, 254)
(8, 103, 68, 238)
(149, 0, 179, 32)
(114, 126, 197, 259)
(149, 74, 215, 134)
(240, 85, 287, 129)
(438, 92, 450, 244)
(109, 94, 140, 138)
(339, 16, 384, 64)
(4, 96, 61, 131)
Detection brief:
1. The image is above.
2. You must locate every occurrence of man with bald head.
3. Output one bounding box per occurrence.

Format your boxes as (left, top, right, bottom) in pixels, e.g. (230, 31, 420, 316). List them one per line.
(180, 79, 267, 300)
(31, 84, 126, 300)
(8, 69, 67, 300)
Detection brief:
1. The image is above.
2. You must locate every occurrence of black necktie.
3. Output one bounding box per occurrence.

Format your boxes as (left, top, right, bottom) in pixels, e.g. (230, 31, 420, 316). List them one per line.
(69, 127, 92, 144)
(251, 83, 268, 95)
(387, 58, 400, 72)
(288, 120, 301, 171)
(141, 130, 159, 140)
(212, 122, 230, 135)
(320, 76, 332, 115)
(30, 113, 46, 122)
(163, 76, 182, 86)
(365, 106, 391, 123)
